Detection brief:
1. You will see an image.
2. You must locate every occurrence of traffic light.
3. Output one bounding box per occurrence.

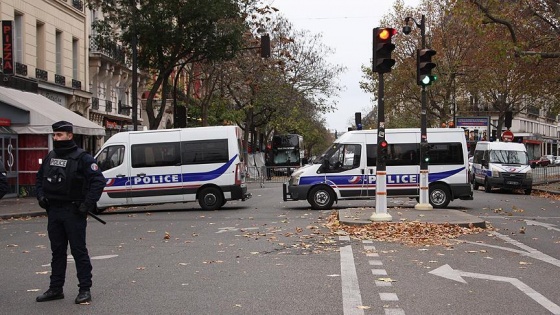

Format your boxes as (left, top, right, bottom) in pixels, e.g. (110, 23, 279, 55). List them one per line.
(379, 139, 389, 163)
(416, 49, 437, 86)
(421, 143, 431, 163)
(355, 112, 362, 130)
(260, 34, 270, 58)
(372, 27, 397, 73)
(504, 111, 513, 129)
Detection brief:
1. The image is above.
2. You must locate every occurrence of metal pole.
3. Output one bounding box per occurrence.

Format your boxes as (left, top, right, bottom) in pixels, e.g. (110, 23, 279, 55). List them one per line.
(130, 0, 138, 131)
(415, 14, 433, 210)
(370, 72, 392, 222)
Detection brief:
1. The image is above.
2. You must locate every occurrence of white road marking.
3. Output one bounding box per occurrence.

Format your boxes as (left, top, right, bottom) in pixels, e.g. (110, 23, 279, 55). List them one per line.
(430, 264, 560, 314)
(340, 236, 364, 315)
(525, 219, 560, 232)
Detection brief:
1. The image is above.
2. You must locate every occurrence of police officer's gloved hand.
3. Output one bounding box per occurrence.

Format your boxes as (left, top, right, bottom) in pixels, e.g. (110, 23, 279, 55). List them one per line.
(38, 196, 49, 210)
(78, 202, 94, 216)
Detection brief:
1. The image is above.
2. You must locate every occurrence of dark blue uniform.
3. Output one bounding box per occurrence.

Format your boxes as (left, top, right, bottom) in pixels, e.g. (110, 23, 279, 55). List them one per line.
(36, 145, 106, 295)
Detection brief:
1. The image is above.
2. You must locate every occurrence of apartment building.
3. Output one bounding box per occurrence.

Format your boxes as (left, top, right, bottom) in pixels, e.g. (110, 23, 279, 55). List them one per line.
(0, 0, 104, 197)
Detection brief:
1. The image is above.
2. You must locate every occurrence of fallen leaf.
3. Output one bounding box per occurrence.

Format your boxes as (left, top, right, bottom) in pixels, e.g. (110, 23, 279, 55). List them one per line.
(377, 277, 396, 282)
(357, 306, 371, 310)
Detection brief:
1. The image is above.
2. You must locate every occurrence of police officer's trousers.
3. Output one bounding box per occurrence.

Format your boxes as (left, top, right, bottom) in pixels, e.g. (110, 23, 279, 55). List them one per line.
(47, 203, 92, 291)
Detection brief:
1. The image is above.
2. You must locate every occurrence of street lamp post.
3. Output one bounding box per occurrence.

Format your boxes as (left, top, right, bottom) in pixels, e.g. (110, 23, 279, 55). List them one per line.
(403, 14, 433, 210)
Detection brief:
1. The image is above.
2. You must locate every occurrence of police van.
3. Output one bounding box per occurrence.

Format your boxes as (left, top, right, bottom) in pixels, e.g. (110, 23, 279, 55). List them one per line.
(471, 141, 532, 194)
(283, 128, 473, 209)
(94, 126, 251, 212)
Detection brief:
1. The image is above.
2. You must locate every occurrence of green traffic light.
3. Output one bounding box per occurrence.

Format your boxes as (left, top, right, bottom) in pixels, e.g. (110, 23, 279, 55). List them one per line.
(420, 75, 437, 86)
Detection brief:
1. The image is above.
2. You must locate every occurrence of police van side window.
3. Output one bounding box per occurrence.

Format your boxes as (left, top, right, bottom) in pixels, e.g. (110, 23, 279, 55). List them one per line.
(182, 139, 228, 165)
(386, 143, 419, 166)
(426, 142, 463, 165)
(97, 145, 125, 171)
(132, 142, 181, 168)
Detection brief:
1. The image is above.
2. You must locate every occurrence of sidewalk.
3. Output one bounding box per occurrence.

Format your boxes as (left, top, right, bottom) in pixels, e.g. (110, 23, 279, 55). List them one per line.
(1, 183, 558, 222)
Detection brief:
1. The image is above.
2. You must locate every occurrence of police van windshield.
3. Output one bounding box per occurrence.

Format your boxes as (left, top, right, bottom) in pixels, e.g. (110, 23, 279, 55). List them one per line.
(489, 150, 528, 165)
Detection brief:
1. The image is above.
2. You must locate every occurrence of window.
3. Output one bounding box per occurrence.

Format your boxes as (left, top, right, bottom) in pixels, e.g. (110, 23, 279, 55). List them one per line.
(366, 142, 463, 166)
(182, 139, 228, 165)
(321, 143, 361, 172)
(72, 38, 79, 79)
(56, 30, 62, 74)
(427, 143, 464, 165)
(96, 145, 125, 172)
(14, 14, 23, 63)
(132, 142, 181, 168)
(36, 22, 45, 69)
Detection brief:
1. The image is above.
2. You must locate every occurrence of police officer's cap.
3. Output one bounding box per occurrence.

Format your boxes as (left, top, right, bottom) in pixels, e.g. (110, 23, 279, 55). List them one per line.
(52, 121, 73, 133)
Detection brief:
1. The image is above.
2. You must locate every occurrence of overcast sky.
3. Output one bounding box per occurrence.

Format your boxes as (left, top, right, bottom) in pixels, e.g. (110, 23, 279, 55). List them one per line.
(268, 0, 421, 133)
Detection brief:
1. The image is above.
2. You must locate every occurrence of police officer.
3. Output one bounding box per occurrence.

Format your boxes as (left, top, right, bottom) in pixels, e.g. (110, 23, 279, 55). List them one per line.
(35, 121, 106, 304)
(0, 157, 8, 199)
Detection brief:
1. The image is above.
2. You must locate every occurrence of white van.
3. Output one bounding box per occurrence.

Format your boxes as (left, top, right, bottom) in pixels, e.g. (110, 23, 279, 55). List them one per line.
(471, 141, 532, 194)
(94, 126, 251, 212)
(283, 128, 473, 209)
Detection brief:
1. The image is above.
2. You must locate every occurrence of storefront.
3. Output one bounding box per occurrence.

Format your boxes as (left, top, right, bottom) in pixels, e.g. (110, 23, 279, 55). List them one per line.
(0, 86, 105, 197)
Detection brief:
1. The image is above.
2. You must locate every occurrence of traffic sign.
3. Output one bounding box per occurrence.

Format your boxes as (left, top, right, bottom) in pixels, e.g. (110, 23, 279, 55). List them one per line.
(502, 130, 514, 142)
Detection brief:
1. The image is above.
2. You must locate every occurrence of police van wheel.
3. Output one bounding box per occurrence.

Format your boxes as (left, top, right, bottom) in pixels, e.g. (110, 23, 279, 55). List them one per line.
(429, 184, 451, 208)
(308, 186, 335, 210)
(524, 188, 532, 195)
(198, 187, 224, 210)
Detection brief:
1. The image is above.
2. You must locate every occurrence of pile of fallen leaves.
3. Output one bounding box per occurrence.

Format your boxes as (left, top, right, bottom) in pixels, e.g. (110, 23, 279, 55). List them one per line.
(326, 211, 486, 246)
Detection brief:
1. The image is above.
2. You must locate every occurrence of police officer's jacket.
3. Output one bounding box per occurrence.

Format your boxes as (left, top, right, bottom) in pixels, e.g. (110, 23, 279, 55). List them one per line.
(36, 147, 106, 204)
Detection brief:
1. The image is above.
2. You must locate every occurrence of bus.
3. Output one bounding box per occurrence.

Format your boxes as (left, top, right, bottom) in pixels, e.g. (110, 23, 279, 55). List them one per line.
(271, 134, 304, 168)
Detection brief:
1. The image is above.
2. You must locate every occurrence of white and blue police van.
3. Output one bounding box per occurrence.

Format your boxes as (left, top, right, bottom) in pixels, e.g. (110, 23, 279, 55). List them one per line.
(471, 141, 532, 194)
(94, 126, 251, 212)
(283, 128, 473, 209)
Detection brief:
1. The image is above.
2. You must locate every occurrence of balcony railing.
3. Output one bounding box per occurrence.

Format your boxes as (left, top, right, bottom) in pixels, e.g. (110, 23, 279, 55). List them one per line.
(15, 62, 27, 76)
(92, 97, 99, 110)
(55, 74, 66, 86)
(118, 100, 131, 116)
(72, 0, 84, 11)
(90, 37, 126, 64)
(35, 68, 48, 81)
(72, 79, 82, 90)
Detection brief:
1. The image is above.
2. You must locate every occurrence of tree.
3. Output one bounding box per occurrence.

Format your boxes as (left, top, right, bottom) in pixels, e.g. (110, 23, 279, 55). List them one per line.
(86, 0, 248, 129)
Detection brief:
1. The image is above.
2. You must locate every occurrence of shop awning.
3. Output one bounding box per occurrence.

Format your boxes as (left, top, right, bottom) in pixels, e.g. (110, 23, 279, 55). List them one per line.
(0, 85, 105, 136)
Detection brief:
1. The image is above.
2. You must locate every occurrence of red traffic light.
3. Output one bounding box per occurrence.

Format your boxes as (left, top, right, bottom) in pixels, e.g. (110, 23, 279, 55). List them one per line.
(380, 140, 388, 148)
(377, 28, 397, 41)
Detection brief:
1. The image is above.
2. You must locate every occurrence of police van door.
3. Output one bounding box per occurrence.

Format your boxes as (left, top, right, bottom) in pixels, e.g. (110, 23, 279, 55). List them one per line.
(129, 131, 183, 205)
(95, 141, 130, 208)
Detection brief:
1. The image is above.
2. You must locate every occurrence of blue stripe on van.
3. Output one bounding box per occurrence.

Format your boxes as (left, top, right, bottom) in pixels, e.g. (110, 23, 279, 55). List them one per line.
(298, 166, 464, 186)
(104, 155, 237, 189)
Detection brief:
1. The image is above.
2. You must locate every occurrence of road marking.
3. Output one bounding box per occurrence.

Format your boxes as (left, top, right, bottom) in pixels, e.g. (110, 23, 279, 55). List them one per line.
(525, 219, 560, 232)
(339, 236, 364, 315)
(216, 227, 259, 233)
(462, 231, 560, 268)
(379, 293, 399, 301)
(430, 264, 560, 314)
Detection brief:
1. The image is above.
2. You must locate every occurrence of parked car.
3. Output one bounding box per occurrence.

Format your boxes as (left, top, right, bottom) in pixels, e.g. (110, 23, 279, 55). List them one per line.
(530, 156, 550, 168)
(545, 155, 560, 166)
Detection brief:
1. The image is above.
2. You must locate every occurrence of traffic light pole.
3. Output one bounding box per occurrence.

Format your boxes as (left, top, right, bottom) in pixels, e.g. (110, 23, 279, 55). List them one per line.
(370, 72, 392, 222)
(416, 85, 433, 210)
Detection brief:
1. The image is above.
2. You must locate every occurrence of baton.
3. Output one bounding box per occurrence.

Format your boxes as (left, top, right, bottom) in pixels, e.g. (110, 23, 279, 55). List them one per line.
(87, 211, 106, 225)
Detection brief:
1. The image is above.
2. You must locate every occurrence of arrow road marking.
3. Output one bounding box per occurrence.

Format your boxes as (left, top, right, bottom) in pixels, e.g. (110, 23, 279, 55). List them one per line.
(430, 264, 560, 315)
(525, 220, 560, 232)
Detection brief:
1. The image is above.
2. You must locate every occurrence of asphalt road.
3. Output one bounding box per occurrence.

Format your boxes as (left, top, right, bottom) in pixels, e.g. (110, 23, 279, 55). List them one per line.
(1, 183, 559, 315)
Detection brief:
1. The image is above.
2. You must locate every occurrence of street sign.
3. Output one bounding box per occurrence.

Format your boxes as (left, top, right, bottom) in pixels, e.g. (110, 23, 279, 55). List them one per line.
(502, 130, 514, 142)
